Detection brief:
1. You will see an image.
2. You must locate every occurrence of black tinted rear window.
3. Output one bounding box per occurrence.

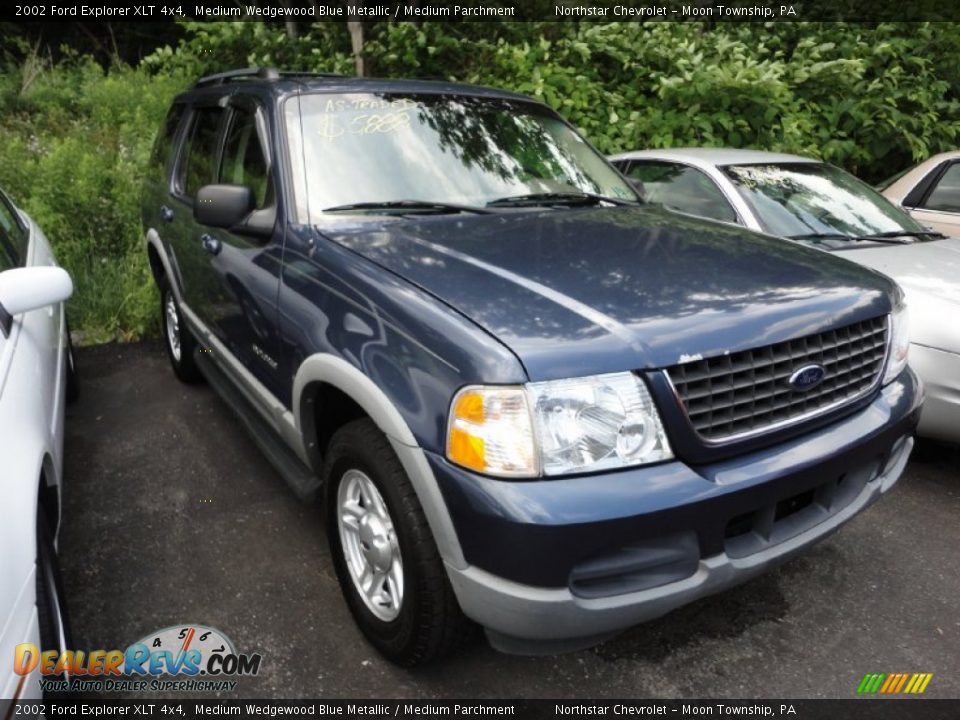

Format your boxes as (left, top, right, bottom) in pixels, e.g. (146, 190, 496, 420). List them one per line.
(151, 103, 186, 170)
(178, 107, 225, 199)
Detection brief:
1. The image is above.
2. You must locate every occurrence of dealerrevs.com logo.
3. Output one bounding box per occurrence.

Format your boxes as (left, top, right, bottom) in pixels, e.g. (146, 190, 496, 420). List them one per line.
(15, 624, 262, 693)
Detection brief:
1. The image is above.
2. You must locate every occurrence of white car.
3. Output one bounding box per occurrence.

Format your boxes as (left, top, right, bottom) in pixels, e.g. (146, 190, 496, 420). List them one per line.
(0, 187, 75, 701)
(609, 148, 960, 443)
(879, 150, 960, 238)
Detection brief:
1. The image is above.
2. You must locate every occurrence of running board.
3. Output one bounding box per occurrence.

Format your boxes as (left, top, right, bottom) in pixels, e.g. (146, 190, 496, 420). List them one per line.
(194, 348, 322, 503)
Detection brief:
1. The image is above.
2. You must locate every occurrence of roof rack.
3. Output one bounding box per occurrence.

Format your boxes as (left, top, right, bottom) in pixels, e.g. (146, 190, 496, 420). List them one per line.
(194, 67, 279, 87)
(276, 71, 347, 80)
(193, 67, 346, 88)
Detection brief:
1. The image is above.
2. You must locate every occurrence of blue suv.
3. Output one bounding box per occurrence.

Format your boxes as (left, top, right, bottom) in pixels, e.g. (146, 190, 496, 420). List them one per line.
(142, 68, 922, 665)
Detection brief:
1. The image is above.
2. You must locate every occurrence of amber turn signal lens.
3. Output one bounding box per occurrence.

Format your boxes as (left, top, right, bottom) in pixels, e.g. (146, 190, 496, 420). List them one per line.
(445, 386, 537, 477)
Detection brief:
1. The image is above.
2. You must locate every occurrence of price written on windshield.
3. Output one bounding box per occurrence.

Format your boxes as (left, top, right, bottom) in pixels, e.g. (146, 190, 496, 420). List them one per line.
(315, 112, 414, 141)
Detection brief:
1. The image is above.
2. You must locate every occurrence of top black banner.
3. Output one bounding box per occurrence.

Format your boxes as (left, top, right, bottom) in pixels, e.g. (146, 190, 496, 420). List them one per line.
(2, 0, 959, 23)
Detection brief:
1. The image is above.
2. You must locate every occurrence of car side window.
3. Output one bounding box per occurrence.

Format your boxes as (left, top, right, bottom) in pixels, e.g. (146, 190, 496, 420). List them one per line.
(151, 102, 186, 181)
(219, 106, 271, 210)
(921, 163, 960, 213)
(0, 193, 26, 269)
(178, 107, 225, 199)
(627, 161, 738, 223)
(0, 235, 16, 272)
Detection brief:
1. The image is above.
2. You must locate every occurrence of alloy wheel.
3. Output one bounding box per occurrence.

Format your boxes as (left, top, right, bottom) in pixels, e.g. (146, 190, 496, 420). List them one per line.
(336, 468, 405, 622)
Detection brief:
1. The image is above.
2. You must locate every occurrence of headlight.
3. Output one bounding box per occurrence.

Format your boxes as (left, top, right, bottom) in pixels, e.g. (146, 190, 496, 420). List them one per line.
(882, 305, 910, 385)
(528, 373, 674, 475)
(446, 372, 673, 478)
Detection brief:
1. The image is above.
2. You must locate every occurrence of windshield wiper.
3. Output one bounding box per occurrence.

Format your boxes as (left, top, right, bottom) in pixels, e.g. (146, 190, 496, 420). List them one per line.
(860, 230, 947, 240)
(788, 232, 850, 241)
(789, 231, 926, 245)
(486, 191, 637, 208)
(322, 200, 492, 215)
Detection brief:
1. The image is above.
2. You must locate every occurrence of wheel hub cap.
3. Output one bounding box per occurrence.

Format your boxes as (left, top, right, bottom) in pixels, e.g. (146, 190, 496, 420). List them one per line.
(358, 514, 393, 572)
(165, 293, 181, 362)
(337, 469, 404, 621)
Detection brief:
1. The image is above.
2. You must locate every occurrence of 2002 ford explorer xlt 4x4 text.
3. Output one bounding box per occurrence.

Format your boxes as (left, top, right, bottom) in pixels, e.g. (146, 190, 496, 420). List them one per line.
(142, 68, 922, 665)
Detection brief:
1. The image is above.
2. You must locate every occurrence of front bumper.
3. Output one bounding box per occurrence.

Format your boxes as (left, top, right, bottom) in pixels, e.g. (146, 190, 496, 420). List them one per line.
(430, 370, 922, 653)
(909, 343, 960, 443)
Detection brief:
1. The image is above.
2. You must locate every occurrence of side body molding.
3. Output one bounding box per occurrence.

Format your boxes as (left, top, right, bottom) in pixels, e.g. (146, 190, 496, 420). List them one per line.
(293, 353, 467, 569)
(146, 230, 309, 462)
(146, 229, 183, 303)
(147, 231, 467, 569)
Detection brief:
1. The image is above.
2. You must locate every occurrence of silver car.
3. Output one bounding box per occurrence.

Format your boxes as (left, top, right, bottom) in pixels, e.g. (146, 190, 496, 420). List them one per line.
(609, 148, 959, 443)
(0, 187, 75, 701)
(879, 150, 960, 239)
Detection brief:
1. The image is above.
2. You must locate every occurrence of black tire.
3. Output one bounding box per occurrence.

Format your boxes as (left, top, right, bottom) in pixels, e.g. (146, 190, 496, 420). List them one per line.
(36, 511, 72, 691)
(159, 276, 202, 384)
(64, 317, 79, 404)
(324, 419, 476, 666)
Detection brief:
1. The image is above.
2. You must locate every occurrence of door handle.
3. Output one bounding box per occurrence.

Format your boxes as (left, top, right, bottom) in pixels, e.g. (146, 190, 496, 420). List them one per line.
(160, 205, 175, 222)
(201, 234, 222, 256)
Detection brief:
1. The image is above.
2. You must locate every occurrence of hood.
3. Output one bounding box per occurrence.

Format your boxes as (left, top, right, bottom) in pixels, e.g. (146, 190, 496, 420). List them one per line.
(321, 207, 896, 381)
(841, 238, 960, 353)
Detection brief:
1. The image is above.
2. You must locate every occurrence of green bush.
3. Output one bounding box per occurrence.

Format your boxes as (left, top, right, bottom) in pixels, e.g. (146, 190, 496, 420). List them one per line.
(0, 56, 188, 342)
(357, 22, 960, 182)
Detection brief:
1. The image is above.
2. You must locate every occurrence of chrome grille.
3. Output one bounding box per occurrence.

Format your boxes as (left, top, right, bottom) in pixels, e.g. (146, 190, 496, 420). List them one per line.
(666, 316, 889, 441)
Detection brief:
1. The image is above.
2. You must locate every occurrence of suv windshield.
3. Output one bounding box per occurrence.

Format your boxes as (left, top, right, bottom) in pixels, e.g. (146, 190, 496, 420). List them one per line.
(284, 92, 636, 219)
(721, 162, 929, 241)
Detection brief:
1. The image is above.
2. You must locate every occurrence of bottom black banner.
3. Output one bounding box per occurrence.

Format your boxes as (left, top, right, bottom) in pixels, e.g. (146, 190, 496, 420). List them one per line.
(2, 699, 959, 720)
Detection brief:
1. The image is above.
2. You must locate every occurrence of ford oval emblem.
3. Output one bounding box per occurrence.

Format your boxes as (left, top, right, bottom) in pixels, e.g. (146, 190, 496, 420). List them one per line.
(788, 364, 827, 392)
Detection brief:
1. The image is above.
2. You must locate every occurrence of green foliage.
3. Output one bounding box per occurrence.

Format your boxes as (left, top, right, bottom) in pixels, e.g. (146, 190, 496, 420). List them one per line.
(0, 55, 188, 342)
(2, 21, 959, 342)
(143, 21, 354, 77)
(354, 21, 960, 182)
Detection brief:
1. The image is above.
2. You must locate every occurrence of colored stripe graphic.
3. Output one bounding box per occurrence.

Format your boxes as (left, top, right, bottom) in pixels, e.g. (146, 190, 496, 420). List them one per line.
(857, 672, 932, 694)
(914, 674, 933, 694)
(857, 673, 885, 693)
(879, 674, 897, 693)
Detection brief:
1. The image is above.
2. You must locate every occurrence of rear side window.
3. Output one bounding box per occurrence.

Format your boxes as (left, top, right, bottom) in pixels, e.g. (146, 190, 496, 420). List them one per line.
(220, 107, 271, 209)
(151, 103, 186, 170)
(178, 107, 225, 199)
(0, 192, 27, 269)
(921, 163, 960, 213)
(627, 162, 738, 223)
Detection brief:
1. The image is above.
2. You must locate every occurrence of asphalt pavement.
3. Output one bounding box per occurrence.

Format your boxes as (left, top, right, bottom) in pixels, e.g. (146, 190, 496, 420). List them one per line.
(60, 342, 960, 699)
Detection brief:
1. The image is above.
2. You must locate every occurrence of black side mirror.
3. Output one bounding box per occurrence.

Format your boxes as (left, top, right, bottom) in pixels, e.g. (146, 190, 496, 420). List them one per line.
(194, 184, 254, 229)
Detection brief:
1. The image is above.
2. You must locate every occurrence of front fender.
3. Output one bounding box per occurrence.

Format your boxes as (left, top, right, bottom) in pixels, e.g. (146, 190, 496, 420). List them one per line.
(293, 353, 467, 569)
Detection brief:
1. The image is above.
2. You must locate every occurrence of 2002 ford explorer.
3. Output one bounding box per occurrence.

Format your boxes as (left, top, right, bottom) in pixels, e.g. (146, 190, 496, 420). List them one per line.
(142, 68, 922, 665)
